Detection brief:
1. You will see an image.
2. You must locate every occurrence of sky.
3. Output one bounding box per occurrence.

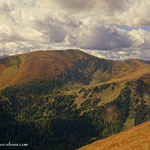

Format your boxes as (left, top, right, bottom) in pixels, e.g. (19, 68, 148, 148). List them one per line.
(0, 0, 150, 60)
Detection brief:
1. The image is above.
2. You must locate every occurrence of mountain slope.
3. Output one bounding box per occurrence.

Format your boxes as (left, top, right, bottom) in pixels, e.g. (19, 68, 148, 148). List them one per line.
(79, 121, 150, 150)
(1, 76, 150, 150)
(0, 50, 150, 150)
(0, 50, 150, 89)
(0, 50, 112, 89)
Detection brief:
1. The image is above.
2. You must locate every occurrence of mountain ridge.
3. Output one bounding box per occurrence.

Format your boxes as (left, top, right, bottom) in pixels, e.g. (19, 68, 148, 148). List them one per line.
(0, 49, 150, 89)
(0, 50, 150, 150)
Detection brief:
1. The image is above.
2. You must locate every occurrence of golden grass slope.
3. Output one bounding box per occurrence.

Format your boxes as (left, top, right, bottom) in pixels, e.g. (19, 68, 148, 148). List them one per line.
(0, 50, 74, 89)
(0, 49, 103, 89)
(0, 50, 150, 89)
(79, 121, 150, 150)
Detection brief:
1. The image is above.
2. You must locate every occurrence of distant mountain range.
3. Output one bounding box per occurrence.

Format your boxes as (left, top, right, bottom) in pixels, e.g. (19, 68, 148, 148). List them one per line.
(0, 50, 150, 150)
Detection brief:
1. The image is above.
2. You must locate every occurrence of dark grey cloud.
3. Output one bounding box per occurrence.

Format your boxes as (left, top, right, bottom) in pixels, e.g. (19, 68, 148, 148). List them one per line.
(104, 0, 128, 13)
(69, 25, 133, 50)
(53, 0, 128, 15)
(0, 0, 150, 60)
(34, 17, 66, 44)
(54, 0, 95, 13)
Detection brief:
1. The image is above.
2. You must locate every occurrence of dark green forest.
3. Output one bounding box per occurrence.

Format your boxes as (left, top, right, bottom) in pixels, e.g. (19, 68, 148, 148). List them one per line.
(0, 79, 150, 150)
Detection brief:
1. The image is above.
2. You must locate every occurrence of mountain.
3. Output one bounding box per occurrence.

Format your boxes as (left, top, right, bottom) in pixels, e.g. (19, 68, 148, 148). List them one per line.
(79, 121, 150, 150)
(0, 50, 150, 89)
(0, 50, 111, 89)
(0, 55, 8, 59)
(0, 50, 150, 150)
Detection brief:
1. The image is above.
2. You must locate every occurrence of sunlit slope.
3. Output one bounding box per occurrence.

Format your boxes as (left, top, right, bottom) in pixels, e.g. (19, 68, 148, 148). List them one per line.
(0, 51, 150, 150)
(0, 50, 150, 89)
(0, 51, 72, 88)
(79, 121, 150, 150)
(1, 74, 150, 150)
(0, 50, 112, 89)
(112, 59, 150, 81)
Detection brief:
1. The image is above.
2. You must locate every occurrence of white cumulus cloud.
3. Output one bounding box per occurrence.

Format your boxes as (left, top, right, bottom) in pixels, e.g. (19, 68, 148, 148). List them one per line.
(0, 0, 150, 60)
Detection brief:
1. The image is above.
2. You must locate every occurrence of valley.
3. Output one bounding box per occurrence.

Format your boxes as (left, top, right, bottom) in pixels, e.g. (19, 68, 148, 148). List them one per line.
(0, 50, 150, 150)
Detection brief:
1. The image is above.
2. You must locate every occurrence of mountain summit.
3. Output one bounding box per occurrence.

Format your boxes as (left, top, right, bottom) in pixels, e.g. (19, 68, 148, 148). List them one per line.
(0, 50, 150, 89)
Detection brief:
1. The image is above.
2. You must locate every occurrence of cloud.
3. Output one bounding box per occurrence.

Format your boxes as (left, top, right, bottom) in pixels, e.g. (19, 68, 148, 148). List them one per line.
(54, 0, 95, 13)
(52, 0, 128, 16)
(98, 49, 150, 61)
(34, 17, 66, 43)
(68, 25, 133, 50)
(117, 0, 150, 27)
(128, 29, 150, 49)
(0, 0, 150, 60)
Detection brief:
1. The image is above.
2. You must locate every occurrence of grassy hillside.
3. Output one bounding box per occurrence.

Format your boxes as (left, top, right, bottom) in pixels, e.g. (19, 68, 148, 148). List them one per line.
(0, 50, 150, 150)
(0, 76, 150, 149)
(1, 50, 150, 89)
(0, 50, 111, 89)
(79, 121, 150, 150)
